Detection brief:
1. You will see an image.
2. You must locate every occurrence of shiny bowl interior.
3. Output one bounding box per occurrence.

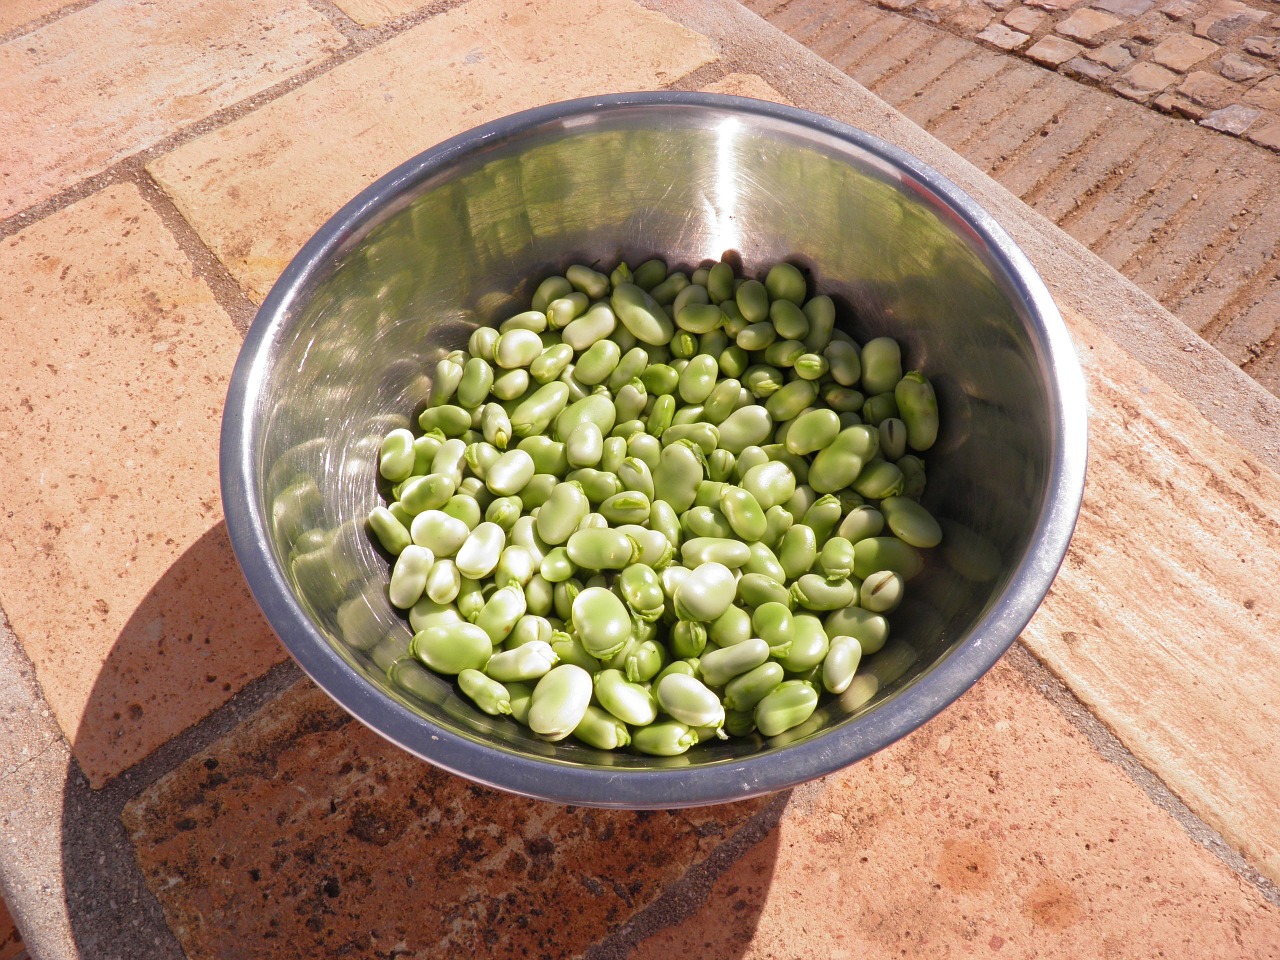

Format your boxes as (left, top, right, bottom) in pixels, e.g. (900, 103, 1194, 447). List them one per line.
(221, 92, 1088, 808)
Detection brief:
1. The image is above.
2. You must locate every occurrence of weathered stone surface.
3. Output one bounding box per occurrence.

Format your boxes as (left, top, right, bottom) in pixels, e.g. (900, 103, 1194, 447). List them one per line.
(123, 681, 772, 959)
(0, 184, 285, 786)
(1004, 6, 1045, 31)
(1152, 31, 1220, 69)
(1058, 7, 1124, 44)
(1244, 75, 1280, 109)
(1092, 0, 1155, 15)
(1153, 90, 1212, 116)
(0, 0, 346, 217)
(1159, 0, 1200, 20)
(1194, 0, 1268, 43)
(631, 660, 1280, 960)
(147, 0, 719, 302)
(1063, 54, 1115, 79)
(1217, 51, 1268, 80)
(1178, 67, 1243, 104)
(1243, 35, 1280, 59)
(978, 22, 1030, 48)
(1200, 102, 1263, 131)
(1086, 37, 1136, 65)
(1027, 33, 1087, 62)
(328, 0, 432, 26)
(0, 0, 76, 34)
(1245, 116, 1280, 149)
(1113, 60, 1180, 98)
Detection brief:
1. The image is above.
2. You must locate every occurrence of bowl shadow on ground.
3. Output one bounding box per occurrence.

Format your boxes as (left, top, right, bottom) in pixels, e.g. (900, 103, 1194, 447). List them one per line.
(58, 523, 786, 959)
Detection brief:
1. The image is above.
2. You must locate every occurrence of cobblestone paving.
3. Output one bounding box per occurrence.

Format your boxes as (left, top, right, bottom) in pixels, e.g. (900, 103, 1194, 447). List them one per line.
(751, 0, 1280, 395)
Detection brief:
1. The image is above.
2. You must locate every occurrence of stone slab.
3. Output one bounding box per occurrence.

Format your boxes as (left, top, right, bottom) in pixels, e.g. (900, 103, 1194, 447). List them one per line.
(1152, 31, 1221, 69)
(1244, 74, 1280, 109)
(0, 0, 346, 217)
(1027, 33, 1087, 63)
(0, 184, 285, 787)
(1023, 305, 1280, 881)
(1058, 7, 1124, 45)
(1178, 67, 1245, 104)
(1004, 6, 1046, 31)
(978, 22, 1029, 49)
(630, 660, 1280, 959)
(1201, 102, 1264, 131)
(0, 0, 76, 35)
(329, 0, 433, 26)
(1114, 59, 1180, 97)
(147, 0, 719, 303)
(122, 680, 772, 959)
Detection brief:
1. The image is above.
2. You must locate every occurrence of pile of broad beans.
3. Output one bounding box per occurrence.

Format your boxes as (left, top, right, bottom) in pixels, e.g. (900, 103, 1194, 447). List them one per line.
(367, 257, 940, 755)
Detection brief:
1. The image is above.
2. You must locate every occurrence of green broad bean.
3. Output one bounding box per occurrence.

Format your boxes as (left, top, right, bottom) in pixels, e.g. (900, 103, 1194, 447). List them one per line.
(683, 505, 734, 540)
(552, 578, 582, 622)
(656, 674, 724, 729)
(823, 606, 889, 655)
(770, 299, 809, 341)
(700, 637, 771, 687)
(612, 282, 674, 345)
(673, 561, 737, 621)
(754, 681, 819, 737)
(740, 460, 796, 511)
(670, 620, 707, 659)
(572, 704, 631, 750)
(481, 403, 513, 450)
(648, 500, 682, 549)
(652, 440, 704, 513)
(468, 326, 500, 362)
(646, 393, 676, 437)
(706, 448, 736, 483)
(765, 262, 807, 305)
(895, 371, 939, 451)
(574, 339, 622, 386)
(709, 605, 753, 647)
(627, 432, 663, 470)
(821, 636, 862, 694)
(818, 536, 856, 580)
(743, 364, 785, 398)
(853, 536, 923, 581)
(378, 428, 416, 483)
(455, 522, 506, 580)
(618, 563, 665, 621)
(736, 572, 792, 609)
(613, 380, 648, 424)
(801, 295, 835, 353)
(600, 490, 651, 525)
(861, 392, 899, 427)
(792, 353, 828, 381)
(494, 328, 543, 369)
(662, 422, 719, 456)
(824, 338, 861, 386)
(723, 661, 785, 713)
(751, 601, 793, 651)
(764, 339, 806, 369)
(783, 407, 841, 457)
(517, 436, 569, 475)
(808, 424, 879, 494)
(606, 346, 649, 394)
(429, 358, 464, 406)
(485, 449, 535, 496)
(566, 264, 610, 299)
(458, 669, 512, 716)
(716, 404, 773, 454)
(531, 343, 574, 384)
(567, 467, 622, 505)
(880, 496, 942, 548)
(368, 506, 411, 555)
(676, 302, 724, 335)
(528, 664, 594, 740)
(491, 368, 530, 402)
(411, 622, 492, 675)
(801, 494, 843, 543)
(565, 421, 604, 469)
(505, 681, 534, 724)
(719, 485, 767, 542)
(860, 570, 904, 613)
(765, 378, 818, 423)
(639, 363, 680, 396)
(791, 573, 857, 612)
(507, 613, 552, 649)
(474, 584, 527, 645)
(861, 336, 903, 395)
(532, 275, 573, 313)
(852, 459, 905, 500)
(678, 354, 719, 404)
(511, 381, 571, 437)
(778, 614, 829, 672)
(556, 393, 617, 442)
(457, 357, 495, 409)
(702, 379, 743, 425)
(681, 537, 751, 569)
(823, 384, 864, 413)
(408, 596, 462, 633)
(484, 640, 558, 682)
(600, 436, 628, 474)
(736, 279, 770, 323)
(417, 404, 471, 437)
(411, 509, 470, 556)
(707, 261, 735, 303)
(565, 528, 638, 570)
(897, 454, 927, 500)
(519, 474, 557, 511)
(616, 457, 655, 500)
(425, 557, 462, 603)
(673, 280, 710, 316)
(736, 321, 776, 352)
(561, 302, 616, 351)
(624, 639, 665, 683)
(649, 270, 688, 305)
(549, 632, 598, 672)
(762, 505, 793, 549)
(877, 418, 907, 461)
(778, 524, 819, 580)
(632, 721, 697, 756)
(412, 434, 443, 476)
(595, 669, 658, 726)
(723, 709, 756, 737)
(493, 544, 536, 589)
(524, 575, 554, 616)
(389, 544, 434, 609)
(743, 541, 786, 584)
(719, 345, 749, 378)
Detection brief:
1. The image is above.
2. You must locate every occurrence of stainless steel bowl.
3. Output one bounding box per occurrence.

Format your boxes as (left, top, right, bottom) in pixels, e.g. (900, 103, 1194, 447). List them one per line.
(221, 92, 1087, 808)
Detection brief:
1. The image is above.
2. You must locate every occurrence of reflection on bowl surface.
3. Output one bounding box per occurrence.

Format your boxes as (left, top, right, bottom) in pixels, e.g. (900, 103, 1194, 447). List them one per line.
(221, 92, 1087, 808)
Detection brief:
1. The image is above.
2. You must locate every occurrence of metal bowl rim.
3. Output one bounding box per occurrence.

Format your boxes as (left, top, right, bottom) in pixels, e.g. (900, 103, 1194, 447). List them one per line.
(220, 90, 1088, 808)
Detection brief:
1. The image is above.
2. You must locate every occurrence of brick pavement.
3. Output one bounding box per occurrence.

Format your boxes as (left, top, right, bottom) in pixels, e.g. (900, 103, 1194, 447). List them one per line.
(753, 0, 1280, 394)
(2, 0, 1280, 956)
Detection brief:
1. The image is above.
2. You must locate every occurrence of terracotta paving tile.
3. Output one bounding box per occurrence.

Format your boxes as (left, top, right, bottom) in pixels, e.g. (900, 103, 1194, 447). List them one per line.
(147, 0, 718, 303)
(1024, 307, 1280, 883)
(0, 0, 346, 218)
(329, 0, 433, 26)
(0, 0, 76, 35)
(122, 681, 771, 959)
(0, 896, 22, 960)
(631, 660, 1280, 960)
(0, 184, 285, 788)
